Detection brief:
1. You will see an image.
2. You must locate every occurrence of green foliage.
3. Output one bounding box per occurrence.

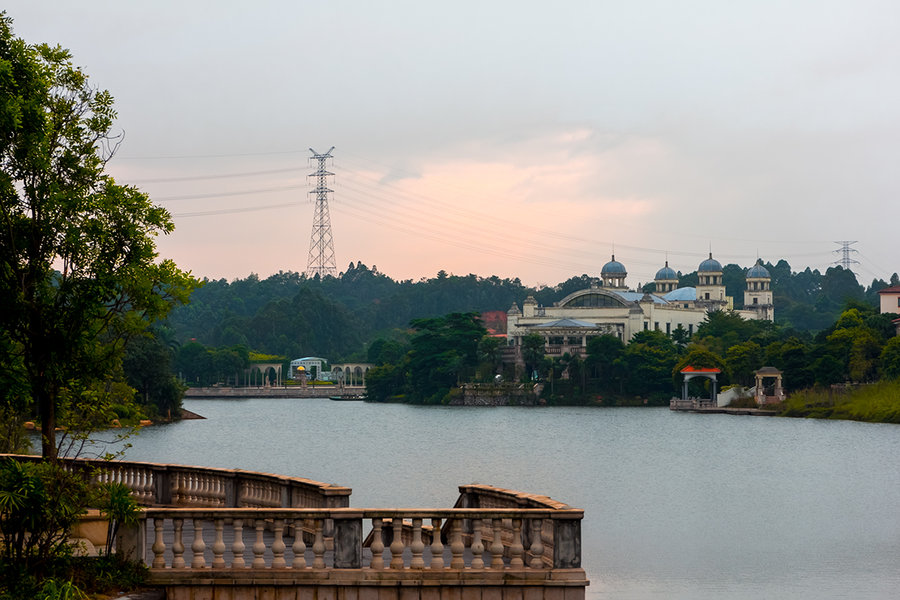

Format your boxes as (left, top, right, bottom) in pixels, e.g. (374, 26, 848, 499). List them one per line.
(0, 16, 196, 457)
(407, 312, 486, 402)
(96, 482, 139, 557)
(779, 381, 900, 423)
(367, 338, 407, 366)
(364, 363, 407, 402)
(616, 331, 681, 401)
(725, 341, 763, 387)
(0, 458, 146, 599)
(521, 333, 546, 379)
(122, 331, 185, 419)
(36, 578, 88, 600)
(0, 460, 90, 576)
(585, 335, 625, 393)
(175, 342, 251, 387)
(879, 337, 900, 380)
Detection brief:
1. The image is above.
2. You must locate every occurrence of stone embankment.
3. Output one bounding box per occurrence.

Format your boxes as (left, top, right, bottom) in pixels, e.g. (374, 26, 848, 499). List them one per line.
(184, 386, 364, 399)
(452, 383, 543, 406)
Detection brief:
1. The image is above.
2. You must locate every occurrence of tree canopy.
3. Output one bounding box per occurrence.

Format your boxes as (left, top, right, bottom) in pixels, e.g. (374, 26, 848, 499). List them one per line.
(0, 15, 195, 457)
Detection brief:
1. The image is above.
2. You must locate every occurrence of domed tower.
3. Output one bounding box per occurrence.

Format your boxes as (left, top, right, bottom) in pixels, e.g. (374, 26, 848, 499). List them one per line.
(654, 261, 679, 294)
(601, 255, 628, 290)
(696, 252, 726, 309)
(744, 259, 774, 321)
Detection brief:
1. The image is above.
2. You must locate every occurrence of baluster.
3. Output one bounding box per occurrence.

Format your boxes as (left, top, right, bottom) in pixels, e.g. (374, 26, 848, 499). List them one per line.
(430, 518, 443, 569)
(272, 519, 286, 568)
(471, 518, 485, 569)
(232, 519, 246, 568)
(215, 477, 226, 506)
(139, 471, 147, 502)
(312, 519, 326, 569)
(152, 517, 166, 568)
(490, 518, 504, 569)
(529, 518, 544, 569)
(190, 473, 200, 505)
(212, 519, 226, 568)
(132, 469, 142, 500)
(510, 519, 524, 568)
(369, 518, 384, 570)
(252, 519, 266, 568)
(171, 472, 182, 505)
(145, 470, 155, 503)
(124, 468, 135, 495)
(172, 518, 185, 568)
(183, 473, 193, 504)
(449, 519, 465, 569)
(390, 518, 404, 569)
(292, 518, 307, 569)
(410, 518, 425, 569)
(199, 474, 210, 506)
(191, 519, 206, 568)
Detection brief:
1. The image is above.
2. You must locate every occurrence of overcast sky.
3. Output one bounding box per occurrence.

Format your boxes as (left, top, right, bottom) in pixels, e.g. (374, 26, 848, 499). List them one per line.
(6, 1, 898, 287)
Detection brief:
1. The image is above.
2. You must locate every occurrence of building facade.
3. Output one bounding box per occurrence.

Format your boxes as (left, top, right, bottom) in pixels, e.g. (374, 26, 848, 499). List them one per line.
(506, 254, 774, 360)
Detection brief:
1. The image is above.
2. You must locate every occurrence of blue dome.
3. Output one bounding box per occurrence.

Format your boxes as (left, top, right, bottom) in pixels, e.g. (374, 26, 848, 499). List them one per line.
(601, 255, 627, 275)
(655, 262, 677, 280)
(747, 260, 770, 278)
(698, 253, 722, 272)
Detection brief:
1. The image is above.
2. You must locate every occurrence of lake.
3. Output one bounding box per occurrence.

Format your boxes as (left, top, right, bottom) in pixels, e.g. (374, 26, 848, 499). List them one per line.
(116, 398, 900, 600)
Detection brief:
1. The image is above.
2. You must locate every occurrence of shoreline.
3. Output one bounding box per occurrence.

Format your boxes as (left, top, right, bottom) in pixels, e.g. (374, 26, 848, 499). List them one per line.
(184, 386, 365, 399)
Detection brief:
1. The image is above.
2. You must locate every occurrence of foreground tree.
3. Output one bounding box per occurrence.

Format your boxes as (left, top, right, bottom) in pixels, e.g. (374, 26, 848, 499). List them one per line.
(0, 15, 195, 458)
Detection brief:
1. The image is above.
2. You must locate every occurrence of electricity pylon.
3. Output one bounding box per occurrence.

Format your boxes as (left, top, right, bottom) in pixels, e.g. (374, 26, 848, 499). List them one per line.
(305, 147, 337, 278)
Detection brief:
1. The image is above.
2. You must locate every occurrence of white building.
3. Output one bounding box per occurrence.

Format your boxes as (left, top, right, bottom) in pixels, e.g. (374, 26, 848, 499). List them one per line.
(506, 254, 774, 359)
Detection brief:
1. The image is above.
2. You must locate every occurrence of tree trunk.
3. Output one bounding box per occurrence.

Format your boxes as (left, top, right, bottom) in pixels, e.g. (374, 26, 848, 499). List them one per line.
(38, 389, 57, 460)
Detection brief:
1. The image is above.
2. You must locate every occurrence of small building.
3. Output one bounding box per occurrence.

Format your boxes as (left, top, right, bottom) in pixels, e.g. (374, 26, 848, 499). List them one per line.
(878, 285, 900, 315)
(754, 366, 785, 405)
(290, 357, 328, 381)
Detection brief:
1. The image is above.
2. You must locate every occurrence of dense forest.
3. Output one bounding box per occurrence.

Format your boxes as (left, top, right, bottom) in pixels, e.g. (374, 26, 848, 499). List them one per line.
(163, 260, 898, 364)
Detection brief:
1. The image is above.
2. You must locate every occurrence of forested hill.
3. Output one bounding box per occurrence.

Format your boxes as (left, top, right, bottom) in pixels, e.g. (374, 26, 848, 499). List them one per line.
(163, 260, 897, 362)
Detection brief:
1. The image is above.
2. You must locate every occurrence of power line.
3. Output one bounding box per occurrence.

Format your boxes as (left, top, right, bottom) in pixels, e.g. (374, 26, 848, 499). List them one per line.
(156, 184, 305, 202)
(127, 167, 303, 184)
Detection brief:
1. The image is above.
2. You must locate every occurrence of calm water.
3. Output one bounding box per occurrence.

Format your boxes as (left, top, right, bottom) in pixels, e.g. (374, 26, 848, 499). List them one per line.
(117, 398, 900, 600)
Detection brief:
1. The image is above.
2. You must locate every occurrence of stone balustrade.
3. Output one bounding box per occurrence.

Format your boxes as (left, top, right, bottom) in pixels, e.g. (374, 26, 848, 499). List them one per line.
(143, 507, 582, 572)
(2, 455, 587, 600)
(0, 454, 351, 509)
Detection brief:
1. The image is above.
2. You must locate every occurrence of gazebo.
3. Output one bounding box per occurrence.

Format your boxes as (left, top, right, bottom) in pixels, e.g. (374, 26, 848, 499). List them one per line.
(679, 366, 721, 408)
(754, 366, 785, 405)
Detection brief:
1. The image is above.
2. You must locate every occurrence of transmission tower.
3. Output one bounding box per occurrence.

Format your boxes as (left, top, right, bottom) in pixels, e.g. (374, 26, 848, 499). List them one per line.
(832, 240, 860, 272)
(305, 147, 337, 278)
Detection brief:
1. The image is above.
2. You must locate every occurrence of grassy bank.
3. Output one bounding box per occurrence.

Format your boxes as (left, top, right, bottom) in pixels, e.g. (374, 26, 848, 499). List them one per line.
(778, 380, 900, 423)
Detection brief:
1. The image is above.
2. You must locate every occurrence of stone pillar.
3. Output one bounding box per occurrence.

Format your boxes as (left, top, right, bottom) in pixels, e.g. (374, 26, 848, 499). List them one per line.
(333, 516, 362, 568)
(116, 518, 146, 562)
(152, 465, 172, 506)
(553, 518, 581, 568)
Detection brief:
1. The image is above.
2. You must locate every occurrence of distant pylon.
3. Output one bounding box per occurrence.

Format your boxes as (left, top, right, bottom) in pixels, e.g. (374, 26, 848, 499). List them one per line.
(305, 147, 337, 278)
(832, 240, 860, 272)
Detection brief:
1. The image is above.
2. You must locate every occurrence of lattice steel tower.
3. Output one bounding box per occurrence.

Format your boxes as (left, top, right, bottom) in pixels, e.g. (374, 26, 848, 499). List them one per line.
(305, 147, 337, 278)
(833, 240, 860, 272)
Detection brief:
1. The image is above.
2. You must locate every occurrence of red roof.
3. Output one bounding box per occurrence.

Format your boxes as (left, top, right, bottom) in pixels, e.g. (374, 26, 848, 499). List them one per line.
(878, 285, 900, 294)
(680, 366, 721, 373)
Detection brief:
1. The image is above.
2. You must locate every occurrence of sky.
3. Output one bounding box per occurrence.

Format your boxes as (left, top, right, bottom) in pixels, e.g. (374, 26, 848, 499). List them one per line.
(5, 1, 898, 288)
